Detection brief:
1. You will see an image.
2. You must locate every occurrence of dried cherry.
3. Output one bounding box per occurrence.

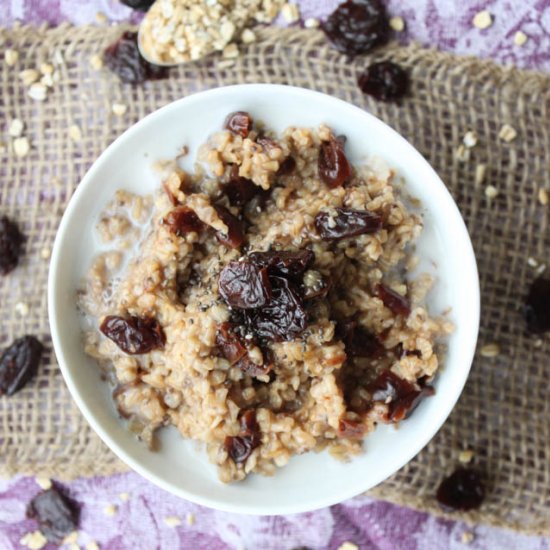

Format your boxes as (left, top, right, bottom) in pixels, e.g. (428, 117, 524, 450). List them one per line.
(337, 319, 383, 358)
(214, 205, 246, 249)
(218, 262, 272, 309)
(318, 136, 352, 188)
(100, 315, 166, 355)
(376, 283, 411, 317)
(27, 487, 79, 543)
(0, 215, 26, 275)
(0, 336, 44, 396)
(358, 61, 409, 102)
(315, 208, 382, 241)
(224, 112, 253, 138)
(322, 0, 389, 56)
(524, 277, 550, 334)
(216, 322, 248, 363)
(436, 468, 485, 511)
(277, 155, 296, 176)
(224, 409, 261, 463)
(248, 249, 315, 279)
(104, 31, 168, 84)
(163, 206, 205, 236)
(223, 165, 263, 206)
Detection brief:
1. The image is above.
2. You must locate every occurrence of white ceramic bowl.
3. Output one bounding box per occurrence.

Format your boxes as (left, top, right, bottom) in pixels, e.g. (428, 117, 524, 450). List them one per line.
(48, 84, 479, 515)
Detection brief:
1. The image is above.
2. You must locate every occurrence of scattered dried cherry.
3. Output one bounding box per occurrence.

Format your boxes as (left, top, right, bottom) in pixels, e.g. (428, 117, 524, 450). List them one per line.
(214, 205, 246, 249)
(219, 262, 272, 309)
(376, 283, 411, 317)
(436, 468, 485, 511)
(120, 0, 155, 11)
(104, 31, 168, 84)
(0, 215, 26, 275)
(223, 165, 263, 206)
(322, 0, 389, 56)
(524, 277, 550, 334)
(338, 418, 365, 438)
(318, 136, 352, 188)
(224, 409, 261, 463)
(277, 155, 296, 176)
(100, 315, 166, 355)
(216, 322, 248, 364)
(163, 206, 205, 236)
(224, 112, 253, 138)
(27, 487, 79, 543)
(358, 61, 409, 102)
(0, 336, 44, 396)
(315, 208, 382, 241)
(245, 276, 306, 342)
(248, 249, 315, 279)
(337, 319, 383, 359)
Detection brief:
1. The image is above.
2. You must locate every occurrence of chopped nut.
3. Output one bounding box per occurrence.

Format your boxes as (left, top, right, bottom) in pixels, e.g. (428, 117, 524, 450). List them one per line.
(163, 516, 182, 527)
(538, 188, 549, 206)
(338, 543, 359, 550)
(28, 83, 47, 101)
(498, 124, 517, 142)
(241, 29, 256, 44)
(112, 103, 128, 116)
(8, 118, 24, 138)
(473, 10, 492, 29)
(90, 54, 104, 70)
(485, 185, 499, 199)
(15, 302, 29, 317)
(119, 492, 130, 501)
(513, 31, 528, 46)
(222, 43, 239, 59)
(463, 131, 478, 148)
(389, 16, 405, 32)
(103, 503, 118, 516)
(455, 144, 470, 162)
(480, 343, 500, 357)
(5, 49, 19, 66)
(281, 3, 300, 23)
(461, 531, 475, 544)
(304, 17, 320, 29)
(39, 62, 54, 75)
(86, 542, 100, 550)
(19, 68, 40, 86)
(13, 136, 30, 157)
(35, 476, 52, 489)
(20, 531, 48, 550)
(475, 163, 486, 185)
(186, 512, 195, 525)
(69, 124, 82, 142)
(458, 449, 474, 464)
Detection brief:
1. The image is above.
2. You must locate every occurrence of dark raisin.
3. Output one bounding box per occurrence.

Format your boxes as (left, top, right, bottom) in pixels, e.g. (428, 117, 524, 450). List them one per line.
(277, 156, 296, 176)
(318, 136, 352, 188)
(248, 249, 315, 279)
(120, 0, 155, 11)
(222, 165, 267, 207)
(322, 0, 389, 56)
(358, 61, 409, 102)
(224, 409, 261, 463)
(436, 468, 485, 512)
(337, 319, 383, 358)
(100, 315, 166, 355)
(163, 206, 205, 236)
(338, 418, 365, 438)
(0, 215, 26, 275)
(104, 31, 168, 84)
(218, 262, 272, 309)
(368, 370, 434, 422)
(315, 208, 382, 241)
(27, 487, 79, 543)
(214, 205, 246, 249)
(376, 283, 411, 317)
(245, 277, 306, 342)
(216, 322, 248, 364)
(0, 336, 44, 396)
(524, 277, 550, 334)
(224, 111, 253, 138)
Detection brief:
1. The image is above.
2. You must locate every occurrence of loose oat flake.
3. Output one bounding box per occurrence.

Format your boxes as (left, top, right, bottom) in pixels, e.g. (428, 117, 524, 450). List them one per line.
(163, 516, 182, 527)
(281, 2, 300, 23)
(485, 185, 499, 199)
(498, 123, 517, 142)
(13, 136, 30, 157)
(20, 531, 48, 550)
(514, 31, 528, 46)
(19, 68, 40, 86)
(472, 10, 492, 29)
(338, 543, 359, 550)
(8, 118, 24, 138)
(112, 102, 128, 116)
(389, 16, 405, 32)
(458, 449, 474, 464)
(5, 48, 19, 66)
(461, 531, 475, 544)
(480, 343, 500, 357)
(538, 188, 549, 206)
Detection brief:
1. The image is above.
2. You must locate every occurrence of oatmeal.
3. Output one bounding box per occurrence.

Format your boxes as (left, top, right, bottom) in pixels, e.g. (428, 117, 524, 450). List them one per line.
(80, 113, 452, 482)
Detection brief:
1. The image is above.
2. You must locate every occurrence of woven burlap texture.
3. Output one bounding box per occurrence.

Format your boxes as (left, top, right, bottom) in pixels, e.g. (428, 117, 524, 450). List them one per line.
(0, 22, 549, 534)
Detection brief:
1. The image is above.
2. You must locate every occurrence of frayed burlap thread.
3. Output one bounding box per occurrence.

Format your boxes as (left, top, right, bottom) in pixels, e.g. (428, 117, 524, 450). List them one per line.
(0, 23, 549, 534)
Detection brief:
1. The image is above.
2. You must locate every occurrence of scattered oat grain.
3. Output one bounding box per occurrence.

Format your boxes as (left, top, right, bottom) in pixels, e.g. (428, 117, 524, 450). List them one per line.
(40, 247, 51, 260)
(186, 512, 195, 526)
(96, 11, 108, 24)
(463, 130, 478, 148)
(389, 16, 405, 32)
(338, 543, 359, 550)
(222, 43, 239, 59)
(473, 10, 492, 29)
(527, 257, 538, 268)
(119, 492, 130, 501)
(480, 343, 500, 357)
(90, 54, 103, 70)
(538, 188, 549, 206)
(458, 449, 474, 464)
(461, 531, 475, 544)
(455, 144, 470, 162)
(217, 59, 236, 69)
(13, 136, 30, 157)
(8, 118, 24, 138)
(63, 531, 79, 544)
(40, 73, 54, 88)
(86, 542, 100, 550)
(15, 302, 29, 317)
(35, 476, 52, 489)
(536, 263, 547, 276)
(112, 102, 128, 116)
(28, 82, 47, 101)
(163, 516, 182, 527)
(69, 124, 83, 142)
(304, 17, 320, 29)
(103, 504, 118, 516)
(475, 163, 486, 185)
(19, 68, 40, 86)
(241, 29, 256, 44)
(20, 531, 48, 550)
(513, 31, 528, 46)
(40, 62, 54, 75)
(281, 3, 300, 23)
(498, 124, 517, 142)
(5, 49, 19, 66)
(485, 185, 499, 199)
(53, 49, 65, 66)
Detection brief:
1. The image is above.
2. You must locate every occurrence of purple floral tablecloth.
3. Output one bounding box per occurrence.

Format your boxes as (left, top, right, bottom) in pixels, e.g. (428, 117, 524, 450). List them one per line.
(1, 1, 550, 549)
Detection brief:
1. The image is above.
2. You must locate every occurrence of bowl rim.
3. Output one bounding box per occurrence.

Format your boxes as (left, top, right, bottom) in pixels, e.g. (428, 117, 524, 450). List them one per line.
(48, 83, 480, 514)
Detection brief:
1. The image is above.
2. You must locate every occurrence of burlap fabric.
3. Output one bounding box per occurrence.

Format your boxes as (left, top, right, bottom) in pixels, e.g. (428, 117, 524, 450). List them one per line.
(0, 22, 549, 534)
